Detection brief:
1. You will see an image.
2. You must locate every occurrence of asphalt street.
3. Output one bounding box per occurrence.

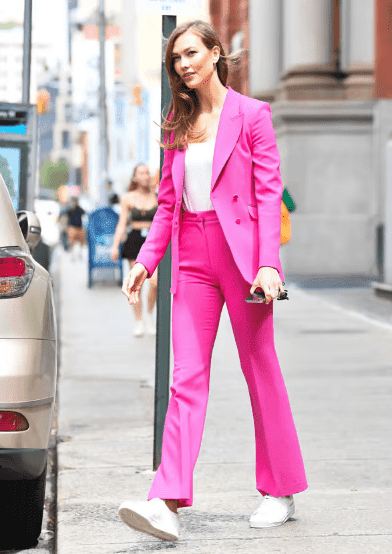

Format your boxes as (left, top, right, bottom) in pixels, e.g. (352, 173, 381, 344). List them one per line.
(55, 246, 392, 553)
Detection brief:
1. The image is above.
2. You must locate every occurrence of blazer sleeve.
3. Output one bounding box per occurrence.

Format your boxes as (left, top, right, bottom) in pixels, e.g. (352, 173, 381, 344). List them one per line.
(251, 102, 283, 275)
(134, 144, 176, 278)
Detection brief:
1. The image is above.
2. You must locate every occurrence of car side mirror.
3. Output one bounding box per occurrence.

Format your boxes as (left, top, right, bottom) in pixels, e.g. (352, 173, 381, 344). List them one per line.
(16, 210, 41, 249)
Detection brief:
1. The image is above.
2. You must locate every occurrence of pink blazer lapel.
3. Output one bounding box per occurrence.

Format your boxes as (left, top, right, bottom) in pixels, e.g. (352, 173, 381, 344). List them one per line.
(171, 86, 244, 199)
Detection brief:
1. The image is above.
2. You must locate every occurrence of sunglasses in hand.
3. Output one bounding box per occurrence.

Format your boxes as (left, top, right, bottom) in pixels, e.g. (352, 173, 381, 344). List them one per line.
(245, 284, 289, 303)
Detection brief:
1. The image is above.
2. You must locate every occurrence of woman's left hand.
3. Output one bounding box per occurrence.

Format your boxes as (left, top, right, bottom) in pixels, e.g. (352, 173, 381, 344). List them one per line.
(250, 267, 285, 305)
(110, 247, 119, 263)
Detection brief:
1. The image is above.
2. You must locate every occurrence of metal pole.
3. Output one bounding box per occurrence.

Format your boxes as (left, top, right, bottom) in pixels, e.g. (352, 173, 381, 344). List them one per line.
(67, 1, 76, 190)
(153, 14, 176, 471)
(22, 0, 32, 103)
(98, 0, 109, 204)
(68, 0, 72, 66)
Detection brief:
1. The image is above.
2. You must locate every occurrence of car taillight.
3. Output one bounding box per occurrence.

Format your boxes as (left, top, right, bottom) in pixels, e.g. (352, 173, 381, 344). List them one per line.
(0, 257, 26, 277)
(0, 412, 29, 432)
(0, 247, 35, 298)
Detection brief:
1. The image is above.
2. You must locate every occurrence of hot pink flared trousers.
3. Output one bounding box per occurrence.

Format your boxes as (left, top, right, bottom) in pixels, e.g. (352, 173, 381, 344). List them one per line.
(148, 208, 308, 508)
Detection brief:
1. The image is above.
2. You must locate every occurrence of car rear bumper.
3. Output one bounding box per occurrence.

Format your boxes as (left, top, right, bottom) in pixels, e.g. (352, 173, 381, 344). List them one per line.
(0, 401, 55, 450)
(0, 448, 47, 480)
(0, 339, 57, 403)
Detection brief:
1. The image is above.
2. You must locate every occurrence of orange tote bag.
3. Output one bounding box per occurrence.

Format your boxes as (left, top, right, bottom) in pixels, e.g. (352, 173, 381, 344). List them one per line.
(281, 201, 291, 245)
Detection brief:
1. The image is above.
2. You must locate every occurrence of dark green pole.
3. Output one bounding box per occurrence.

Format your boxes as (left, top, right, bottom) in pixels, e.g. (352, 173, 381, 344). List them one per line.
(153, 14, 177, 471)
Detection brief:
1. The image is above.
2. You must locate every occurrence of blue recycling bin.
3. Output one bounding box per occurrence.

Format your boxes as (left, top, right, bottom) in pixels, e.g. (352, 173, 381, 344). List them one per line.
(87, 207, 123, 288)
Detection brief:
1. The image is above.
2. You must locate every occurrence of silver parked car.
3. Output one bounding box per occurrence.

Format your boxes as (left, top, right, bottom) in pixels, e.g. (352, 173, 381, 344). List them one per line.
(0, 174, 57, 548)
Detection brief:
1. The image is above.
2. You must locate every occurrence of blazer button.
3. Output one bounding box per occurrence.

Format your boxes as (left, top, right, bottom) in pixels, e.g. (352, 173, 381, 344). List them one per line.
(235, 218, 241, 224)
(233, 194, 238, 200)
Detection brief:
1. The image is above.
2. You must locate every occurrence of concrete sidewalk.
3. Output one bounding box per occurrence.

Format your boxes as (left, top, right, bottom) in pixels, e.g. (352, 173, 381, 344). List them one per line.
(56, 247, 392, 553)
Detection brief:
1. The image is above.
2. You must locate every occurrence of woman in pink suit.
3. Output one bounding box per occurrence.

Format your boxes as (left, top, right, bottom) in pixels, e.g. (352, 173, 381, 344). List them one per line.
(118, 20, 308, 542)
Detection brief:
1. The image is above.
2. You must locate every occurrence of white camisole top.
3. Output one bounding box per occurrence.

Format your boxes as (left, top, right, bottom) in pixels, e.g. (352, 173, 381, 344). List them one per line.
(182, 137, 216, 212)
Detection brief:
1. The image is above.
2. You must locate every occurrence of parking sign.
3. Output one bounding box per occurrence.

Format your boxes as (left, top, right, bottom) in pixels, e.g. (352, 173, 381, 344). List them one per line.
(137, 0, 199, 15)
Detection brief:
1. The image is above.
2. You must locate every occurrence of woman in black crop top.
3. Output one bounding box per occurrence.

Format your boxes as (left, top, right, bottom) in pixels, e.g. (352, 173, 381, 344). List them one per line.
(111, 163, 159, 337)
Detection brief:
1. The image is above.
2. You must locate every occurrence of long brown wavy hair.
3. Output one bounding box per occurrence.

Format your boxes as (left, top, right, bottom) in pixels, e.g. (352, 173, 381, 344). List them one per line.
(156, 20, 247, 151)
(128, 163, 150, 192)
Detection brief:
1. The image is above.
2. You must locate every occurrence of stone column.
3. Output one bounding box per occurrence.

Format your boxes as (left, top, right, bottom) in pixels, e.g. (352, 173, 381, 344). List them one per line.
(340, 0, 375, 100)
(278, 0, 343, 100)
(248, 0, 281, 102)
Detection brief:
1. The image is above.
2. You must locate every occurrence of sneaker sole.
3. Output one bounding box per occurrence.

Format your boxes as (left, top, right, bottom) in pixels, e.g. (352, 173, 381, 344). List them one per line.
(250, 505, 295, 528)
(118, 506, 179, 542)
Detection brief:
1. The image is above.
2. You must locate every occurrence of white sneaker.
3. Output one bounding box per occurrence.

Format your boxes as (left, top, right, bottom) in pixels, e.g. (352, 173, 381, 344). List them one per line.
(133, 320, 144, 337)
(145, 311, 156, 335)
(118, 498, 179, 541)
(250, 495, 295, 528)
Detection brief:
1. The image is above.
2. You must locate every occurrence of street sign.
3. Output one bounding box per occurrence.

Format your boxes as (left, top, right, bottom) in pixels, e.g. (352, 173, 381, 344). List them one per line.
(137, 0, 199, 15)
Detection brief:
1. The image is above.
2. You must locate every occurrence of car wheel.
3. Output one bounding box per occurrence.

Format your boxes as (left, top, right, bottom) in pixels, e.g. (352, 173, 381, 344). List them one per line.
(0, 462, 47, 549)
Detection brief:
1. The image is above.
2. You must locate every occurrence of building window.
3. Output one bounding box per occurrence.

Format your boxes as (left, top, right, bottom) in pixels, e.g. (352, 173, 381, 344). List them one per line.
(62, 130, 70, 149)
(117, 138, 123, 161)
(75, 167, 82, 186)
(65, 104, 73, 123)
(115, 95, 124, 126)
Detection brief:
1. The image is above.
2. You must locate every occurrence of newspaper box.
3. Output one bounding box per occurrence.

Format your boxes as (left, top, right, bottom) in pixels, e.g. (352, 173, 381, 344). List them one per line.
(87, 207, 123, 288)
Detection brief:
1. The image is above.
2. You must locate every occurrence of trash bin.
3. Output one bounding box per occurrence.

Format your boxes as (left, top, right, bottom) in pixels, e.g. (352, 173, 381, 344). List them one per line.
(87, 207, 123, 288)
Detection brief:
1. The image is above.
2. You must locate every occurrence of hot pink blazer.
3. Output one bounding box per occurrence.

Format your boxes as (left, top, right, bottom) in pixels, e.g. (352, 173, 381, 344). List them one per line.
(135, 85, 285, 295)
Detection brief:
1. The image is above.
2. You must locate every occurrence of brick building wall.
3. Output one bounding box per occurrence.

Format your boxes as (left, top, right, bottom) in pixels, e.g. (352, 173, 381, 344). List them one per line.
(210, 0, 249, 96)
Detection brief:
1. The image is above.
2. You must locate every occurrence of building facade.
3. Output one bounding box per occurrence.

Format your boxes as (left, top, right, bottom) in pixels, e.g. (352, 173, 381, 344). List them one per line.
(211, 0, 388, 280)
(0, 26, 52, 104)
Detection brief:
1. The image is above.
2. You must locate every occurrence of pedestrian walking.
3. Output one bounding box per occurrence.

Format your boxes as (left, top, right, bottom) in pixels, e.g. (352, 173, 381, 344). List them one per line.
(110, 164, 158, 336)
(65, 196, 86, 261)
(118, 19, 308, 542)
(106, 178, 121, 212)
(57, 206, 70, 251)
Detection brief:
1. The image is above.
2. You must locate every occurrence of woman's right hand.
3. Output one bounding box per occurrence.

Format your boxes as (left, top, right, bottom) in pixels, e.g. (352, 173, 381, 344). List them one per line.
(122, 262, 149, 305)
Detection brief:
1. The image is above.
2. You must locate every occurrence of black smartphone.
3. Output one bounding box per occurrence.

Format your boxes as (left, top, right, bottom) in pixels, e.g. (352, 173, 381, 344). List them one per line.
(245, 284, 289, 303)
